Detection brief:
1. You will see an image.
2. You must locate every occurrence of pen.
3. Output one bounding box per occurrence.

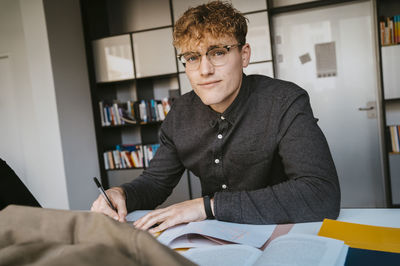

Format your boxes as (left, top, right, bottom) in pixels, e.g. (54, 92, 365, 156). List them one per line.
(93, 177, 117, 212)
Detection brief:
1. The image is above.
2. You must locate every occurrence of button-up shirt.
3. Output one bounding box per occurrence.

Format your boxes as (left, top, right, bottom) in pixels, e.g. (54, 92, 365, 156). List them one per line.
(121, 74, 340, 224)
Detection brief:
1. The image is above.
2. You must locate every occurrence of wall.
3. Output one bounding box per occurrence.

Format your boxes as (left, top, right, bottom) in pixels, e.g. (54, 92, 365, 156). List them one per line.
(0, 0, 100, 210)
(0, 0, 69, 208)
(43, 0, 100, 210)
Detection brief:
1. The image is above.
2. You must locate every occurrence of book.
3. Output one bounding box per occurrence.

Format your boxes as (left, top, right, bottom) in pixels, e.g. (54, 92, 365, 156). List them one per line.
(103, 144, 161, 169)
(103, 152, 109, 170)
(397, 15, 400, 43)
(388, 125, 400, 153)
(139, 100, 147, 122)
(107, 151, 114, 169)
(380, 15, 400, 45)
(183, 239, 400, 266)
(126, 211, 276, 249)
(318, 218, 400, 253)
(344, 247, 400, 266)
(182, 233, 348, 266)
(157, 220, 276, 249)
(157, 102, 165, 120)
(380, 20, 386, 46)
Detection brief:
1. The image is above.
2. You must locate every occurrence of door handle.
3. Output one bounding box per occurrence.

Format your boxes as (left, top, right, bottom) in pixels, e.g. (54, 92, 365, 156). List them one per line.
(358, 101, 376, 119)
(358, 106, 374, 111)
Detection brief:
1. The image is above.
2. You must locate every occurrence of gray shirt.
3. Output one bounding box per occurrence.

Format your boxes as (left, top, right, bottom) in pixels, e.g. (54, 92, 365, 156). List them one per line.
(121, 74, 340, 224)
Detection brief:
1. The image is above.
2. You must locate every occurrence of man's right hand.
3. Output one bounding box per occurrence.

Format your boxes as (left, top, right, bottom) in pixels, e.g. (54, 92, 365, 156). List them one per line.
(91, 186, 127, 222)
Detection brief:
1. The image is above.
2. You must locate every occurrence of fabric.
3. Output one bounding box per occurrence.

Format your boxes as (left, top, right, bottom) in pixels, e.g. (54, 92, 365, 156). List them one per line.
(0, 205, 195, 266)
(121, 74, 340, 224)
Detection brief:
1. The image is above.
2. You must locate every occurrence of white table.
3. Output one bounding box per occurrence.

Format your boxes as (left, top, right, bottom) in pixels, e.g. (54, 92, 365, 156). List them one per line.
(289, 208, 400, 236)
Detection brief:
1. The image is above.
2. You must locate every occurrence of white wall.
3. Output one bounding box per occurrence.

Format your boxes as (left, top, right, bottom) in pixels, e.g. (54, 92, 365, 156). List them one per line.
(42, 0, 100, 210)
(0, 0, 100, 210)
(0, 0, 69, 208)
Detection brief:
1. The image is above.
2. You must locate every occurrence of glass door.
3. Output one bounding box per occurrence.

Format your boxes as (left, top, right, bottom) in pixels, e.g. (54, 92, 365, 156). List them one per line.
(272, 1, 386, 207)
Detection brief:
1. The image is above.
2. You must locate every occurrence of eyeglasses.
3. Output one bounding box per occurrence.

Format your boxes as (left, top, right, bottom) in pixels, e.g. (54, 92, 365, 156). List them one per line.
(177, 43, 243, 70)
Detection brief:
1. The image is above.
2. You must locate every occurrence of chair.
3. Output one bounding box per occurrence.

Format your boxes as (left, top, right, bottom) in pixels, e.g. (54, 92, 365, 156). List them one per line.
(0, 158, 41, 210)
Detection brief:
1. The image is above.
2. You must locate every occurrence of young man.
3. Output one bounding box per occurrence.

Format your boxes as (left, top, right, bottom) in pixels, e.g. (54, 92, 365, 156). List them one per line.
(91, 1, 340, 233)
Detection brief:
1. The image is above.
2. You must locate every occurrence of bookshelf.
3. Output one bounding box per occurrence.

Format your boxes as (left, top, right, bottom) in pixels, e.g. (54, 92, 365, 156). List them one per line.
(79, 0, 189, 208)
(377, 0, 400, 207)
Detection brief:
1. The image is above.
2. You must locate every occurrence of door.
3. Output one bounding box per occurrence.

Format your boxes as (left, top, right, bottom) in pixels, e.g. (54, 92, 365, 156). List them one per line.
(272, 1, 385, 207)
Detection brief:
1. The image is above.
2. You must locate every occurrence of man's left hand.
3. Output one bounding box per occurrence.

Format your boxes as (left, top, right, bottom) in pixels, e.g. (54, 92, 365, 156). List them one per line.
(133, 198, 210, 233)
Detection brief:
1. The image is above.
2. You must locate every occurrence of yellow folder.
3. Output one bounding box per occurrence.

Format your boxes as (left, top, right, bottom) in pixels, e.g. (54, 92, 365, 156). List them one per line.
(318, 219, 400, 253)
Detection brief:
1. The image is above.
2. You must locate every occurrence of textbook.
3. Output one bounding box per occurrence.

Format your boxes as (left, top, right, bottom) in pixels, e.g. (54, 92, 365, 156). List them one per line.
(182, 233, 348, 266)
(157, 220, 276, 249)
(126, 211, 276, 249)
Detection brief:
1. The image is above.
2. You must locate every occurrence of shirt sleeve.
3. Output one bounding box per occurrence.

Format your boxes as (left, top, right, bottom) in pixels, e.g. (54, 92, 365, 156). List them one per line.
(213, 92, 341, 224)
(120, 106, 185, 212)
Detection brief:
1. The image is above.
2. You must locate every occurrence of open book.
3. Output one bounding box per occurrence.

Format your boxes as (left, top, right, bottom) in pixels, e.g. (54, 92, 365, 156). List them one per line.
(182, 233, 349, 266)
(157, 220, 276, 249)
(126, 210, 276, 249)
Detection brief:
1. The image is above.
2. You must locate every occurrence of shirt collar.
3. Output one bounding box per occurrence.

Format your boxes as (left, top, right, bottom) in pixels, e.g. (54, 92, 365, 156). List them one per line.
(220, 73, 249, 125)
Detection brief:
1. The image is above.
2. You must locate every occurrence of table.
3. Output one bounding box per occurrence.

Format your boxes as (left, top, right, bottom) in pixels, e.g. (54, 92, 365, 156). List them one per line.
(289, 208, 400, 236)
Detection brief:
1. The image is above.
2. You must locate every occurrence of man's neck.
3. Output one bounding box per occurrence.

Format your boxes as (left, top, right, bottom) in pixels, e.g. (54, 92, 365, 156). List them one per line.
(210, 87, 241, 113)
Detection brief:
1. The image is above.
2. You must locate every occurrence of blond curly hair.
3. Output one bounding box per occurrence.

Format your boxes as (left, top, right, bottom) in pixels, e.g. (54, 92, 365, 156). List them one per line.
(173, 1, 248, 50)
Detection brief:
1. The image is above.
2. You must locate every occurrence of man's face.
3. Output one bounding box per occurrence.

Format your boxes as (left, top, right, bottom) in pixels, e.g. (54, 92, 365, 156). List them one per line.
(181, 35, 251, 113)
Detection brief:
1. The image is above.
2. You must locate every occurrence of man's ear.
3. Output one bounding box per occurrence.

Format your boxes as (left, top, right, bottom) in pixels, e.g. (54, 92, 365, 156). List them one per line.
(241, 43, 251, 67)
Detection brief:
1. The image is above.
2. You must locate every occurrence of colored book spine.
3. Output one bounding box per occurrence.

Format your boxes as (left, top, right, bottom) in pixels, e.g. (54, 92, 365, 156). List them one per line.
(390, 126, 396, 152)
(393, 126, 400, 152)
(397, 15, 400, 43)
(380, 21, 385, 46)
(107, 151, 114, 169)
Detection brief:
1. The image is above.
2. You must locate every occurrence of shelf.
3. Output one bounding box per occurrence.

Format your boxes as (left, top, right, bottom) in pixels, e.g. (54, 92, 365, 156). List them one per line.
(381, 45, 400, 99)
(96, 72, 179, 86)
(96, 78, 136, 86)
(385, 98, 400, 102)
(107, 167, 145, 171)
(382, 44, 400, 47)
(102, 121, 163, 129)
(92, 34, 135, 83)
(389, 152, 400, 155)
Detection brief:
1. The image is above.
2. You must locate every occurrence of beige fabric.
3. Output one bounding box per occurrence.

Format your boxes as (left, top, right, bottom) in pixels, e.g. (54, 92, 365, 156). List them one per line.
(0, 205, 195, 266)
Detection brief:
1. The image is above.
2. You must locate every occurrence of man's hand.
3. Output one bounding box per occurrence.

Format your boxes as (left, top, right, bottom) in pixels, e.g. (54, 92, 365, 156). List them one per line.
(134, 198, 211, 233)
(91, 187, 127, 222)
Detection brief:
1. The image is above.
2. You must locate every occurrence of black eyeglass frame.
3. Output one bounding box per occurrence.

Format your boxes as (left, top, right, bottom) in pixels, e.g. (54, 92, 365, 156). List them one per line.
(177, 43, 244, 67)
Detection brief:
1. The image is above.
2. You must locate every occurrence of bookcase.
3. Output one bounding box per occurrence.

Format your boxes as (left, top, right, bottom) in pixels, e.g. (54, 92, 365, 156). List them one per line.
(79, 0, 274, 203)
(79, 0, 189, 207)
(377, 0, 400, 207)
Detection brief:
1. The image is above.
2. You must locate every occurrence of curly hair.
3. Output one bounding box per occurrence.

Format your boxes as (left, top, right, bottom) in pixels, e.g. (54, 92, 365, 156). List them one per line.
(173, 1, 248, 50)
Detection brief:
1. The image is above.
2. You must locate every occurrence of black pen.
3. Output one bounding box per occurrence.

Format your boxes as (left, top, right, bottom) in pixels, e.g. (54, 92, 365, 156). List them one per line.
(93, 177, 117, 212)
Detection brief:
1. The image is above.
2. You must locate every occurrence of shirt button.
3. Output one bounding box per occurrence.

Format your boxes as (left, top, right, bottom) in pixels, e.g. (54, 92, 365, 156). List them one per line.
(214, 159, 220, 164)
(217, 134, 223, 139)
(221, 116, 225, 120)
(222, 184, 227, 189)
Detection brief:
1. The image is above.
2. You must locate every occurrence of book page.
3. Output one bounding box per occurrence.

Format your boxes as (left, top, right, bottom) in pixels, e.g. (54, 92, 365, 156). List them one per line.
(125, 210, 150, 222)
(158, 220, 276, 248)
(169, 234, 221, 249)
(253, 234, 345, 266)
(183, 244, 262, 266)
